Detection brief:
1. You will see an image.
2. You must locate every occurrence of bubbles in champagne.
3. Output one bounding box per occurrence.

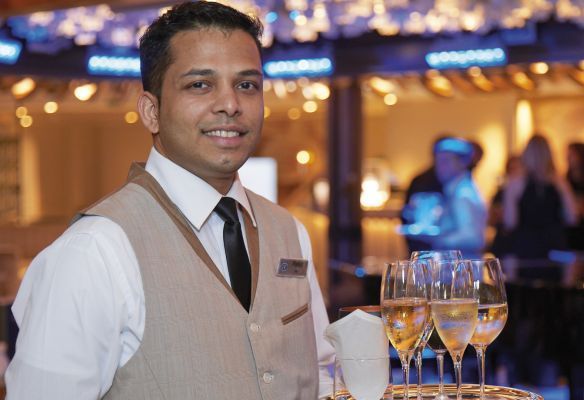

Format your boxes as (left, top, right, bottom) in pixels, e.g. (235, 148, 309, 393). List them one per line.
(431, 299, 478, 357)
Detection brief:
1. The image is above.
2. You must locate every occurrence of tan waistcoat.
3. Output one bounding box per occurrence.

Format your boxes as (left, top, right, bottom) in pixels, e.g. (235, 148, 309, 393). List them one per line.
(76, 164, 318, 400)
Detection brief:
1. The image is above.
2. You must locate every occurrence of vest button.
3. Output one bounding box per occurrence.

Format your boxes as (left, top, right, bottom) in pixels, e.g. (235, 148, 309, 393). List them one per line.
(262, 372, 274, 383)
(250, 323, 260, 333)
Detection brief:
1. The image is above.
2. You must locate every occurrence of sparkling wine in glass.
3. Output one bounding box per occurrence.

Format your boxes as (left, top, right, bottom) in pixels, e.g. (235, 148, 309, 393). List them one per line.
(381, 260, 430, 400)
(469, 259, 508, 398)
(431, 260, 478, 400)
(410, 250, 462, 398)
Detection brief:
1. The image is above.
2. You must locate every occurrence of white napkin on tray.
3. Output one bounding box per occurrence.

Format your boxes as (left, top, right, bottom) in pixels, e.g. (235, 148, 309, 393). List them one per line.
(325, 309, 390, 400)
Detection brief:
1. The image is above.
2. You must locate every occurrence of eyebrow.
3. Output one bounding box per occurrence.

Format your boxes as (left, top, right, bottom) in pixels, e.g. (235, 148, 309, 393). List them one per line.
(180, 68, 263, 79)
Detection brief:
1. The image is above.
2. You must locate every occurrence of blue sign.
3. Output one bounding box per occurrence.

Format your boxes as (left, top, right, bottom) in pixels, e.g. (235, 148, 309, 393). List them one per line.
(425, 48, 507, 69)
(0, 38, 23, 65)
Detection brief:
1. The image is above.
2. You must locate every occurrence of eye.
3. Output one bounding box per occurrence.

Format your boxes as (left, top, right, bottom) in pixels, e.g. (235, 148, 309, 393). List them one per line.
(237, 81, 259, 91)
(188, 81, 210, 90)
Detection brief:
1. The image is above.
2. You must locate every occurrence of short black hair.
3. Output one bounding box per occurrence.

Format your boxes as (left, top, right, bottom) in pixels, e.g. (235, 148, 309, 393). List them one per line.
(139, 1, 263, 99)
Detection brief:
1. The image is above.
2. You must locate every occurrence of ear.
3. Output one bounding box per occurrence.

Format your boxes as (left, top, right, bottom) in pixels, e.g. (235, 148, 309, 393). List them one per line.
(137, 91, 160, 134)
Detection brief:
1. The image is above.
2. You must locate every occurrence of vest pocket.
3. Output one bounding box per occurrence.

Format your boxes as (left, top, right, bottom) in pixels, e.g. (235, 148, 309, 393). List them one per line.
(281, 303, 309, 325)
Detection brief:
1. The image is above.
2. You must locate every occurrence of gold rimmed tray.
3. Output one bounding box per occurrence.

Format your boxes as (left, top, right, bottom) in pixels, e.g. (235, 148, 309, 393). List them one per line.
(335, 384, 543, 400)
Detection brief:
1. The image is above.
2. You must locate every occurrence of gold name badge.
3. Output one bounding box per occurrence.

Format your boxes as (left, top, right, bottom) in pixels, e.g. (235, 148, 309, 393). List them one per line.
(277, 258, 308, 278)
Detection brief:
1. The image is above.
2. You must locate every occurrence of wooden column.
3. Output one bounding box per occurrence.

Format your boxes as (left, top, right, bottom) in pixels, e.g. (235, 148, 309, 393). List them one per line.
(327, 77, 363, 266)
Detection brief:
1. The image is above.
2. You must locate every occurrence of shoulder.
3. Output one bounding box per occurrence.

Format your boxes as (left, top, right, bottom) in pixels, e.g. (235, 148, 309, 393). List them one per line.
(34, 216, 137, 281)
(13, 215, 139, 323)
(245, 189, 295, 222)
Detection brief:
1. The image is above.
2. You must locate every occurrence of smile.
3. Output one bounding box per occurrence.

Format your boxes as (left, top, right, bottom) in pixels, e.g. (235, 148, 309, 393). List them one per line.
(204, 130, 244, 138)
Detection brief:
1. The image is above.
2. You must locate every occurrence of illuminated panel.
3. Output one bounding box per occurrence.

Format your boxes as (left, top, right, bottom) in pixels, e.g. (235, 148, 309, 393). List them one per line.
(87, 54, 141, 77)
(0, 38, 22, 64)
(425, 48, 507, 70)
(263, 57, 333, 78)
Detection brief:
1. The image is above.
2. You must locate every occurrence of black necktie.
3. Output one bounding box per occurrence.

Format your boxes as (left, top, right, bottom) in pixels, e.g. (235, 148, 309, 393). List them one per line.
(214, 197, 252, 311)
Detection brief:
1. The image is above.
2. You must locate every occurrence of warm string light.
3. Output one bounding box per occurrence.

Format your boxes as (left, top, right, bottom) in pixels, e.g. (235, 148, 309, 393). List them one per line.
(5, 1, 581, 48)
(124, 111, 138, 124)
(44, 101, 58, 114)
(15, 106, 33, 128)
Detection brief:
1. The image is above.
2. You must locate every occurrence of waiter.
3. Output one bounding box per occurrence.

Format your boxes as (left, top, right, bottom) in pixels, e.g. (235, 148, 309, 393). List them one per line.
(6, 2, 334, 399)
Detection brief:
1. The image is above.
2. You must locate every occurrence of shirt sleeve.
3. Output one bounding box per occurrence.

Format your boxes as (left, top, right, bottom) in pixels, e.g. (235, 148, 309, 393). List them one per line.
(5, 217, 143, 400)
(293, 218, 335, 399)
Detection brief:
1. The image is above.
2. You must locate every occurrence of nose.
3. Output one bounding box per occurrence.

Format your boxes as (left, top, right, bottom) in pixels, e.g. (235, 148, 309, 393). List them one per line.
(212, 85, 241, 117)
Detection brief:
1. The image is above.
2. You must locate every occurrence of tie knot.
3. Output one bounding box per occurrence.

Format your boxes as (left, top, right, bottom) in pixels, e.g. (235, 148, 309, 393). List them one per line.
(214, 197, 239, 224)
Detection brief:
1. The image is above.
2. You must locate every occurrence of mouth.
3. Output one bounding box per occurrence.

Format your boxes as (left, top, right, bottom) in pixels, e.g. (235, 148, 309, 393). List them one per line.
(203, 129, 247, 138)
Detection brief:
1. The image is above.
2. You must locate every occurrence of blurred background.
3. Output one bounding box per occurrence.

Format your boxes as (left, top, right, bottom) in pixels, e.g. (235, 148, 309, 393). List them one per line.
(0, 0, 582, 399)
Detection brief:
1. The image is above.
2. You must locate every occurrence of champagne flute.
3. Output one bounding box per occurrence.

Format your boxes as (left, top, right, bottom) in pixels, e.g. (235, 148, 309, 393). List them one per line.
(426, 326, 448, 400)
(431, 260, 478, 400)
(381, 260, 430, 400)
(469, 259, 508, 398)
(410, 250, 462, 398)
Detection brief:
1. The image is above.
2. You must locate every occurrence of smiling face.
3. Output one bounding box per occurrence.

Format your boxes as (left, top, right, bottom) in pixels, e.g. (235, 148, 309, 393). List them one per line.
(138, 28, 263, 193)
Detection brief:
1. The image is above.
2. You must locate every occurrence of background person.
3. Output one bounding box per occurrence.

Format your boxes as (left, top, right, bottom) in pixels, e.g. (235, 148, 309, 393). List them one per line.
(401, 136, 447, 252)
(566, 142, 584, 250)
(429, 136, 487, 258)
(503, 134, 578, 259)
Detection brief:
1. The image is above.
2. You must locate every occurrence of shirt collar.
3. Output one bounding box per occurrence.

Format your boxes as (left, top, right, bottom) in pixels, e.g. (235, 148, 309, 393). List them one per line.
(144, 147, 257, 230)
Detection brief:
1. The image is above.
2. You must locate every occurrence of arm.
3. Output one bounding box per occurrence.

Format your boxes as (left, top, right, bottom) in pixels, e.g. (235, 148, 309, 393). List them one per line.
(5, 217, 141, 400)
(502, 177, 526, 231)
(294, 218, 335, 400)
(553, 177, 578, 226)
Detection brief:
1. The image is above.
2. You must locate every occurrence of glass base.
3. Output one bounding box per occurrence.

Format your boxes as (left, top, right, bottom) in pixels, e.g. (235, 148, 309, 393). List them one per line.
(334, 384, 542, 400)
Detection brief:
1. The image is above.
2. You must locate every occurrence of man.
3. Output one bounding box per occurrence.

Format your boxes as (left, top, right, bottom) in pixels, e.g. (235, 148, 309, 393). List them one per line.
(401, 137, 445, 252)
(431, 137, 487, 258)
(6, 2, 334, 399)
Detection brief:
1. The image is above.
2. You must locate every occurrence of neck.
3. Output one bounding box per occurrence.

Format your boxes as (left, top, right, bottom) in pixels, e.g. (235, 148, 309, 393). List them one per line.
(206, 176, 235, 195)
(152, 141, 235, 195)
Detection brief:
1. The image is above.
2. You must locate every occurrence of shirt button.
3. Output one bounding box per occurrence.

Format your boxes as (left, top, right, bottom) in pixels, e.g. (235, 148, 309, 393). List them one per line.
(250, 323, 260, 333)
(262, 372, 274, 383)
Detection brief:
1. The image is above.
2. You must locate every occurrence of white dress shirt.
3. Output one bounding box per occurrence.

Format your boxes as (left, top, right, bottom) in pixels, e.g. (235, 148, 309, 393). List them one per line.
(6, 147, 334, 399)
(433, 171, 487, 258)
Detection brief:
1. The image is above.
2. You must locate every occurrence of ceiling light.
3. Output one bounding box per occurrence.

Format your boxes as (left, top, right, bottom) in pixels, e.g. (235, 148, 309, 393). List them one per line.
(369, 77, 395, 94)
(383, 93, 398, 105)
(529, 62, 549, 74)
(425, 75, 454, 97)
(124, 111, 138, 124)
(20, 115, 33, 128)
(312, 82, 330, 100)
(302, 100, 318, 113)
(511, 71, 535, 91)
(296, 150, 312, 165)
(285, 81, 298, 92)
(74, 83, 98, 101)
(11, 78, 36, 100)
(471, 74, 494, 92)
(288, 107, 301, 120)
(15, 106, 28, 118)
(44, 101, 59, 114)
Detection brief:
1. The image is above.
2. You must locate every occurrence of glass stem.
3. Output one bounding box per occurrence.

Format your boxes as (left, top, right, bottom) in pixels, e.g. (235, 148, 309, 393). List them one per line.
(475, 345, 487, 399)
(415, 349, 423, 397)
(400, 352, 412, 400)
(453, 353, 463, 400)
(436, 352, 445, 395)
